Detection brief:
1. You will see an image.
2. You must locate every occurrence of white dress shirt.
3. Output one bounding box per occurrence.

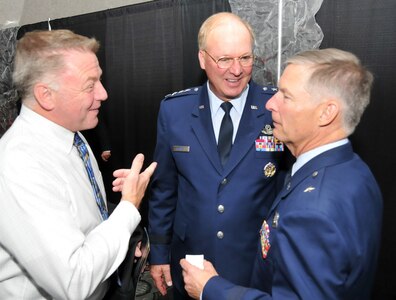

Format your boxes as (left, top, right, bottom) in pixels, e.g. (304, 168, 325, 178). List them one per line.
(208, 81, 249, 144)
(0, 105, 141, 299)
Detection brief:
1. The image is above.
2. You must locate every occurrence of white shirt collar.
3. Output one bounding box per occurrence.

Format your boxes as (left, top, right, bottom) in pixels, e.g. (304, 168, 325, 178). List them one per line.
(292, 139, 349, 176)
(207, 81, 249, 118)
(20, 104, 76, 154)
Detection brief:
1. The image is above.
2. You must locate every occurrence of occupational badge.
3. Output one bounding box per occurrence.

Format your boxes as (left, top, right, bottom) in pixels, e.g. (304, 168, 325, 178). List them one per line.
(263, 162, 276, 178)
(304, 186, 316, 193)
(262, 124, 273, 135)
(260, 220, 271, 259)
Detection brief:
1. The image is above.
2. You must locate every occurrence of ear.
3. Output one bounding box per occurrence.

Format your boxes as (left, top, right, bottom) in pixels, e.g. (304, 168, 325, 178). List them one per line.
(318, 100, 339, 127)
(198, 50, 206, 70)
(33, 83, 55, 111)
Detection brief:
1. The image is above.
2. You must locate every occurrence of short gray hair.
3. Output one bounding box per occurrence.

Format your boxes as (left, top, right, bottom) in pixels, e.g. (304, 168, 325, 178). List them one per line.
(286, 48, 374, 135)
(13, 29, 100, 100)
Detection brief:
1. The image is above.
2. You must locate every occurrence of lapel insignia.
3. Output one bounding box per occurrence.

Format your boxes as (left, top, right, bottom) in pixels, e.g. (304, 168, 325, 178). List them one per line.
(263, 162, 276, 177)
(250, 105, 258, 110)
(199, 105, 204, 109)
(304, 186, 315, 193)
(260, 220, 271, 258)
(272, 211, 280, 228)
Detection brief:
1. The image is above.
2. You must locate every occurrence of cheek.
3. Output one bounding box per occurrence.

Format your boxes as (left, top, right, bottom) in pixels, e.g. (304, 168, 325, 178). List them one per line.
(243, 66, 253, 76)
(208, 67, 226, 79)
(81, 94, 95, 108)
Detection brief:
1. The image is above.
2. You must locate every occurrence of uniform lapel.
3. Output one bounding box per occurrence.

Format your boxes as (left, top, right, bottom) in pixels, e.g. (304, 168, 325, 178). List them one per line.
(224, 83, 270, 174)
(190, 85, 224, 174)
(267, 142, 355, 218)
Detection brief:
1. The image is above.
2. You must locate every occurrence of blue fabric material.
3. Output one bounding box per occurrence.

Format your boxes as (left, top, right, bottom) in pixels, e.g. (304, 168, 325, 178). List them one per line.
(74, 133, 108, 220)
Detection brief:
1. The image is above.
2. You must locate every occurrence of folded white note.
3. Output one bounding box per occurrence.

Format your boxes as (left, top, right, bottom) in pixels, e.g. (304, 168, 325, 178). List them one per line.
(185, 254, 204, 269)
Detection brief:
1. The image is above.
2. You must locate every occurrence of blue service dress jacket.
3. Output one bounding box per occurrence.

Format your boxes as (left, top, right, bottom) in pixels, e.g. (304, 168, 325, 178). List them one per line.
(203, 142, 383, 300)
(148, 81, 285, 295)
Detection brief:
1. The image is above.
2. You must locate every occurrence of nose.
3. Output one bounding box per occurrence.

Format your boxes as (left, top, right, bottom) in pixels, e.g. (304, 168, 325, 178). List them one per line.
(228, 58, 243, 75)
(265, 92, 279, 111)
(95, 81, 108, 101)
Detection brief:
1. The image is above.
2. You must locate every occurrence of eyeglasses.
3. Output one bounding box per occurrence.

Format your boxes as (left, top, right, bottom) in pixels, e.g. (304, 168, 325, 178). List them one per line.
(202, 50, 255, 69)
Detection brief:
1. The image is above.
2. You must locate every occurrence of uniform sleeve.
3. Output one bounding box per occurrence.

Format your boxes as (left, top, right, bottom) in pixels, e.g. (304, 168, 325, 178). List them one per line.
(148, 100, 179, 264)
(203, 276, 272, 300)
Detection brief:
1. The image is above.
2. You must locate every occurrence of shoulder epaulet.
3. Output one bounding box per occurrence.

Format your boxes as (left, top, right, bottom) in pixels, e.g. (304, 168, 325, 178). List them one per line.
(261, 86, 278, 94)
(164, 87, 201, 100)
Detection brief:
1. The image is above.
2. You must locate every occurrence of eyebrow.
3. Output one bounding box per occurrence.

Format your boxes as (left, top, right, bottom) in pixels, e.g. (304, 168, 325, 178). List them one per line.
(278, 86, 288, 93)
(86, 75, 101, 83)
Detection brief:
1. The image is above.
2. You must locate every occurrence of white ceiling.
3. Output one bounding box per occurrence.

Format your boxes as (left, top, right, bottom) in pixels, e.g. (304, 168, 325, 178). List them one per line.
(0, 0, 151, 29)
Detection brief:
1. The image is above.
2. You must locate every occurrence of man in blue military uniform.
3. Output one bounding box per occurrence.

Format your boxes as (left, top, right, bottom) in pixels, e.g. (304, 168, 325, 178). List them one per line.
(148, 12, 285, 299)
(180, 48, 383, 300)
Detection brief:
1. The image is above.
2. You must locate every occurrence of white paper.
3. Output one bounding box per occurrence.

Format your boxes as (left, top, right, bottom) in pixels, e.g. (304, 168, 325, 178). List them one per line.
(185, 254, 204, 270)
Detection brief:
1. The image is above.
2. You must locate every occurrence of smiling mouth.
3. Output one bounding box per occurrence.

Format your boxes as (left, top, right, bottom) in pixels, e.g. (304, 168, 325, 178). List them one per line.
(226, 78, 240, 83)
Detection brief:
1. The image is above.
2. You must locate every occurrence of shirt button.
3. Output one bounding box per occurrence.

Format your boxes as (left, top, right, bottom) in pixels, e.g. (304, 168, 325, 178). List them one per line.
(221, 178, 228, 185)
(217, 231, 224, 239)
(217, 205, 225, 213)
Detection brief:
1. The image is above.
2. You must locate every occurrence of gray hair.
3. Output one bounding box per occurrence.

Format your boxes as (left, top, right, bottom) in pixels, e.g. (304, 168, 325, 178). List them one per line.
(287, 48, 374, 135)
(13, 29, 100, 100)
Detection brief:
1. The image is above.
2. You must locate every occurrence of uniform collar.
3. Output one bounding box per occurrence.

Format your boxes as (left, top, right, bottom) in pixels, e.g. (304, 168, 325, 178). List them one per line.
(292, 138, 349, 176)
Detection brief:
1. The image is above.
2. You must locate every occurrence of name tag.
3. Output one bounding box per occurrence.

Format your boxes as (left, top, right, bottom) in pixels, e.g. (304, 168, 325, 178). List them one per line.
(172, 145, 190, 153)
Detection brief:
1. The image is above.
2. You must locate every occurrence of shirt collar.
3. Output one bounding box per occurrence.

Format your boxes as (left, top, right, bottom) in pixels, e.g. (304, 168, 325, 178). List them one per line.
(292, 139, 349, 176)
(207, 81, 249, 117)
(20, 104, 76, 154)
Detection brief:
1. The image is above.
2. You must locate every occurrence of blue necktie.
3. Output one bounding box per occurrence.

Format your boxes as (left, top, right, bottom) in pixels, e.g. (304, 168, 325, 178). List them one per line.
(218, 102, 233, 166)
(74, 133, 108, 220)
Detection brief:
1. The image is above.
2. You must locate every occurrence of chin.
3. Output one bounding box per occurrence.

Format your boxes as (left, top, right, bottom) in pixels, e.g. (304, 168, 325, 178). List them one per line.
(85, 118, 99, 130)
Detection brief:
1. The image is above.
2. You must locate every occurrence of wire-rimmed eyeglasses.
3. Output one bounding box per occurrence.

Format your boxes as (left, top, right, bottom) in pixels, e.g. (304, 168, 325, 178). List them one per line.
(202, 50, 255, 69)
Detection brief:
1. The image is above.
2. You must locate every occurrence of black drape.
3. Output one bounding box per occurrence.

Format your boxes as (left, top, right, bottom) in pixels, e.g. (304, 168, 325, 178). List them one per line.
(316, 1, 396, 299)
(17, 0, 231, 224)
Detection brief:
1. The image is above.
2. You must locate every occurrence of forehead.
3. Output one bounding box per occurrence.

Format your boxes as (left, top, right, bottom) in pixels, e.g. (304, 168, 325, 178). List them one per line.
(206, 22, 252, 52)
(63, 50, 101, 77)
(279, 64, 311, 88)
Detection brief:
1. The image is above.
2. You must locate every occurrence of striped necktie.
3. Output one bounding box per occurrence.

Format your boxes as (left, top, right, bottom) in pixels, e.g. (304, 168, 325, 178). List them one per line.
(74, 133, 108, 220)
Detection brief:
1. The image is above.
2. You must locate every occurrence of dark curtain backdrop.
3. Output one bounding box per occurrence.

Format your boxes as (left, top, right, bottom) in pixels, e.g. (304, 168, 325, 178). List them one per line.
(17, 0, 231, 224)
(316, 1, 396, 299)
